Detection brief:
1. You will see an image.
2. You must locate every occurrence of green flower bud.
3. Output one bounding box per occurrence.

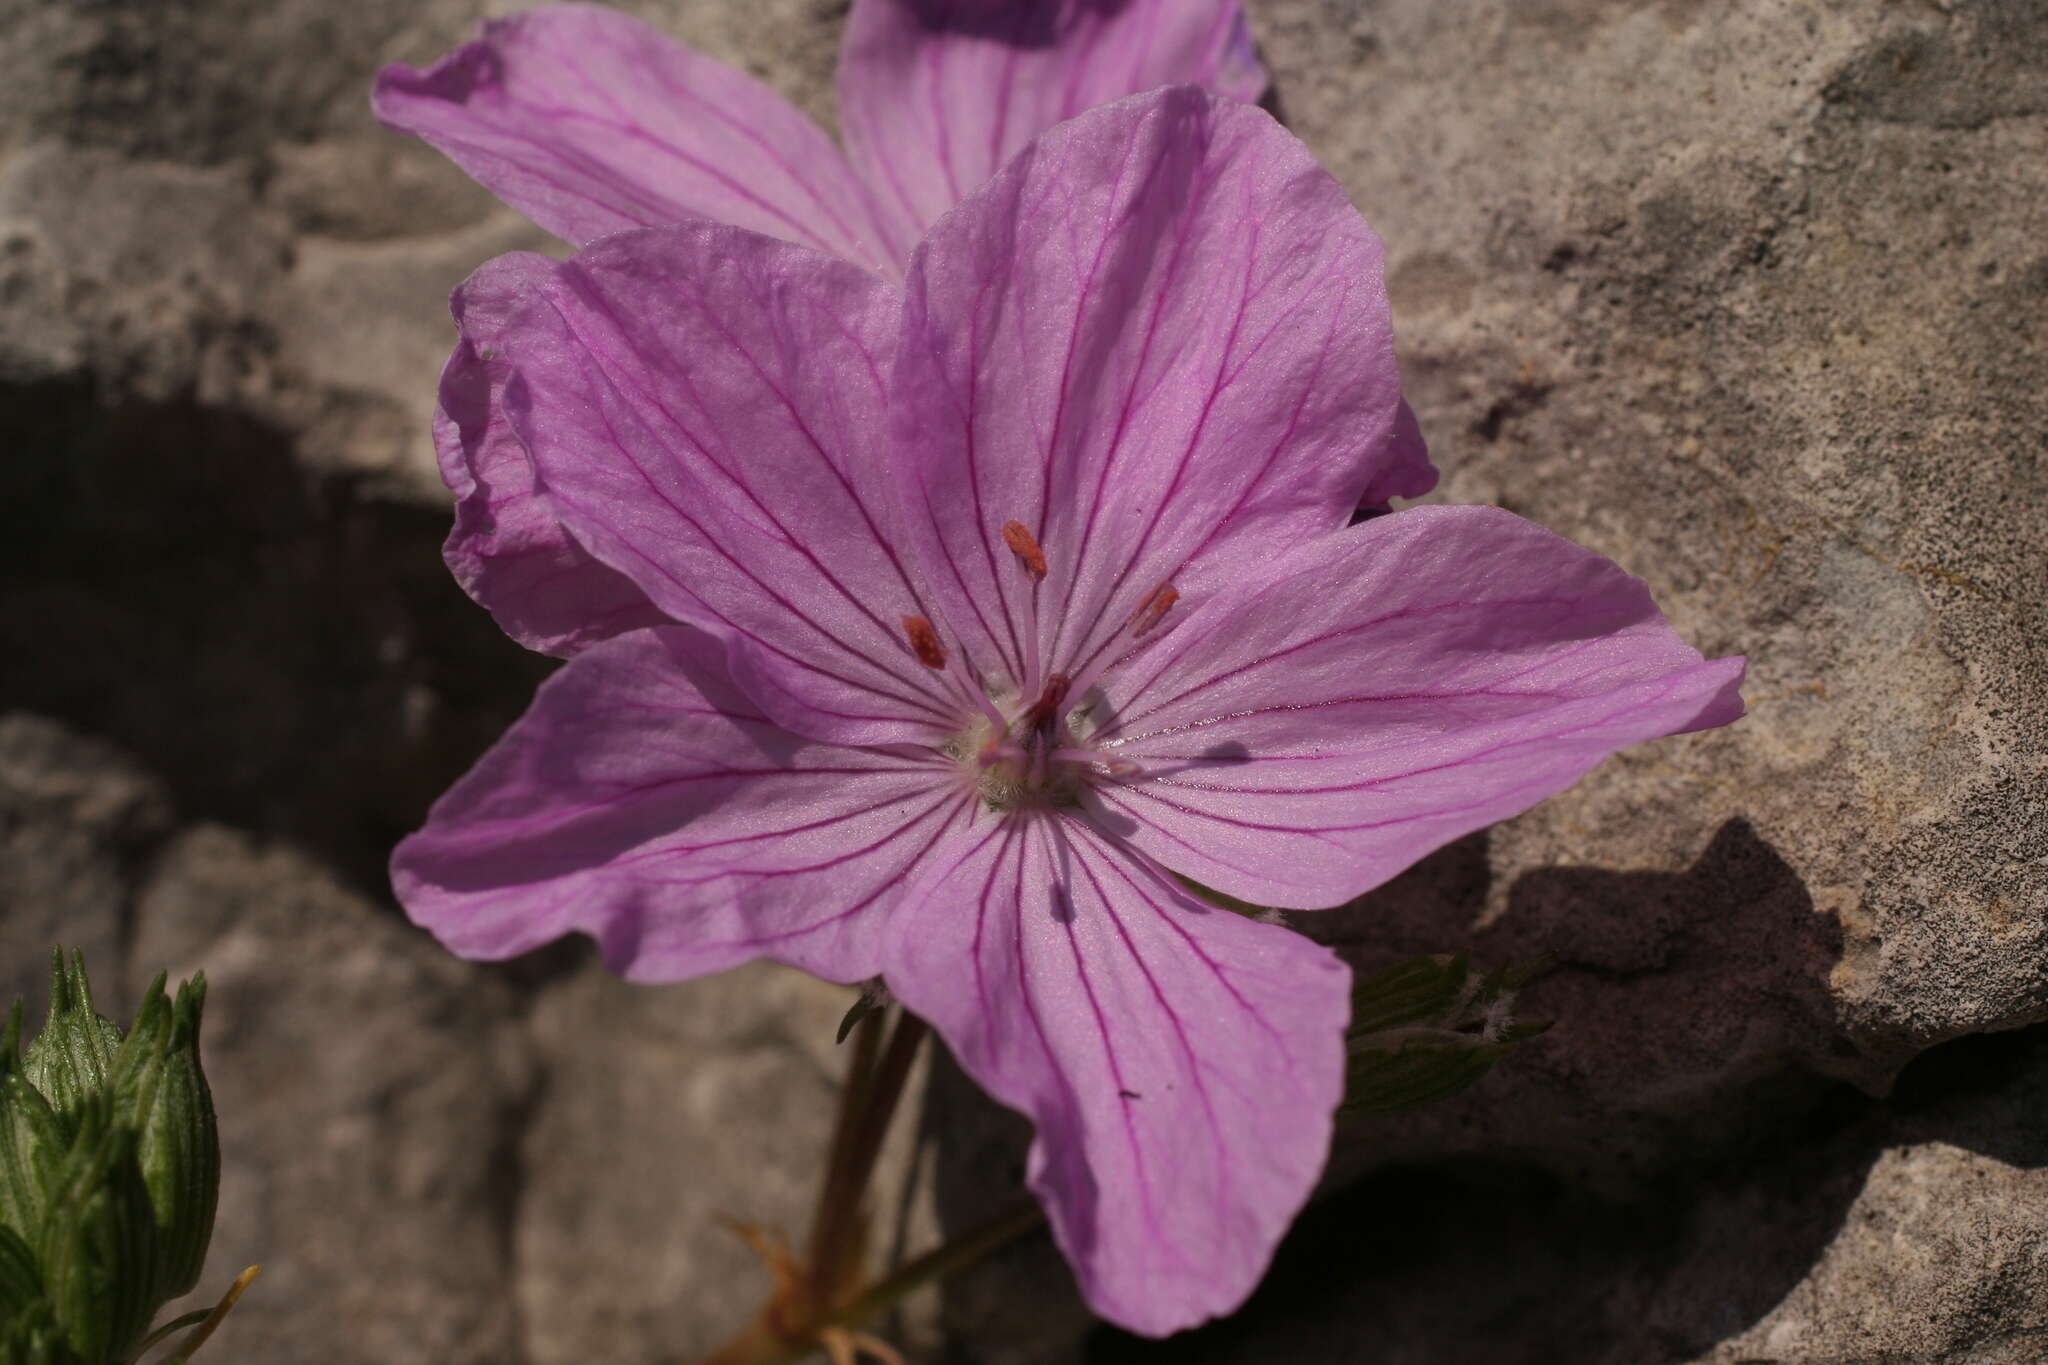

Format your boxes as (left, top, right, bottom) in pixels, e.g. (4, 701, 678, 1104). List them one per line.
(33, 1096, 159, 1363)
(0, 952, 219, 1365)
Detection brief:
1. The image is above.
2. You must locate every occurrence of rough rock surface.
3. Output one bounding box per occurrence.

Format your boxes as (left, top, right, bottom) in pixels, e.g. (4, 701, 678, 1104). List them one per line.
(0, 714, 168, 1022)
(518, 960, 939, 1364)
(0, 0, 2042, 1362)
(128, 825, 532, 1364)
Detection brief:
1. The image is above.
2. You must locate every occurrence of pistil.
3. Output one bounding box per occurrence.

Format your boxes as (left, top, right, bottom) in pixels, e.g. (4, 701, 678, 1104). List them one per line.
(908, 524, 1184, 809)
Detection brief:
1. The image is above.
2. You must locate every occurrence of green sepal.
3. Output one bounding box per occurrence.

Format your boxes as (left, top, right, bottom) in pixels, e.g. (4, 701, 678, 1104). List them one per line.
(33, 1097, 160, 1364)
(1, 1295, 87, 1365)
(1165, 885, 1554, 1117)
(20, 955, 121, 1125)
(836, 994, 879, 1046)
(108, 975, 216, 1302)
(0, 1014, 66, 1254)
(0, 1224, 40, 1321)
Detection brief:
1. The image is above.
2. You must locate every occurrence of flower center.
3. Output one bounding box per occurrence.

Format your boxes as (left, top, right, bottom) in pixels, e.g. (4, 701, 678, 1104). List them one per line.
(901, 519, 1174, 813)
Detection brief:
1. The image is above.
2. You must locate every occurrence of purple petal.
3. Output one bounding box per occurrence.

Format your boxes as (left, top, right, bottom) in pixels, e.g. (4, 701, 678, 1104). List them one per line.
(892, 88, 1421, 694)
(839, 0, 1266, 248)
(374, 5, 898, 274)
(1087, 505, 1747, 909)
(883, 812, 1347, 1335)
(499, 224, 962, 746)
(394, 626, 970, 982)
(1359, 397, 1440, 512)
(435, 252, 671, 656)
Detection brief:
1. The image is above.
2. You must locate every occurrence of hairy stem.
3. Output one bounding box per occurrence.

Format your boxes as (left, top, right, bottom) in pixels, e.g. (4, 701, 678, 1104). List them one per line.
(803, 1004, 887, 1302)
(806, 1011, 928, 1305)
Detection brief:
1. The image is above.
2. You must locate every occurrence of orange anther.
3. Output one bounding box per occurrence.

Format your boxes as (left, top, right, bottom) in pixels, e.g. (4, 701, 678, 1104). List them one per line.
(1001, 520, 1048, 582)
(1128, 582, 1179, 638)
(901, 615, 947, 670)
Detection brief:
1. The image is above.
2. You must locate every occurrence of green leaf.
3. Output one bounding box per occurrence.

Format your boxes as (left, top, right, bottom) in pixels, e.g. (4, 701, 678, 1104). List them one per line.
(1340, 952, 1551, 1119)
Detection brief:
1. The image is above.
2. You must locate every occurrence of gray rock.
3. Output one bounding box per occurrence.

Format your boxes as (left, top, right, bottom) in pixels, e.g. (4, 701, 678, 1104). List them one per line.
(129, 826, 531, 1365)
(0, 0, 2043, 1361)
(0, 712, 169, 1023)
(1252, 0, 2048, 1076)
(517, 960, 940, 1363)
(0, 0, 849, 495)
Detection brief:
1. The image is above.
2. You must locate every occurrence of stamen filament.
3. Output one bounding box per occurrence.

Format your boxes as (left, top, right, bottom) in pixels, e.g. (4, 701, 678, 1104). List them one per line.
(1018, 582, 1044, 704)
(1049, 747, 1141, 779)
(1057, 580, 1178, 746)
(905, 613, 1013, 735)
(943, 653, 1010, 735)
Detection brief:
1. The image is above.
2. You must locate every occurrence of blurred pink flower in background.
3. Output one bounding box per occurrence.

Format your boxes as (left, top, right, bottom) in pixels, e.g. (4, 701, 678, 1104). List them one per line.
(376, 1, 1435, 657)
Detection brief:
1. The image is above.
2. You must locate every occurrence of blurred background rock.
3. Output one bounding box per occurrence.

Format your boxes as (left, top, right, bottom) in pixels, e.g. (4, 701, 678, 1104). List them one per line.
(1, 0, 2041, 1361)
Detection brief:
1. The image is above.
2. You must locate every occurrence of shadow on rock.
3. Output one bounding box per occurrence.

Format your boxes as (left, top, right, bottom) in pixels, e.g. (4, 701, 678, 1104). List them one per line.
(0, 376, 551, 900)
(929, 817, 1904, 1361)
(1307, 819, 1878, 1195)
(1088, 1022, 2048, 1365)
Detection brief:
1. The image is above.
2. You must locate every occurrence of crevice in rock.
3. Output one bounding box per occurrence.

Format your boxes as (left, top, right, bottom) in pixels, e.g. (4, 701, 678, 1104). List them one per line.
(0, 375, 552, 903)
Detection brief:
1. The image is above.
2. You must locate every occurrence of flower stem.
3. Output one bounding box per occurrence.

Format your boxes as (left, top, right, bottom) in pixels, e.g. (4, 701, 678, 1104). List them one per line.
(821, 1199, 1044, 1333)
(806, 1010, 928, 1305)
(803, 1003, 886, 1301)
(696, 1006, 1045, 1365)
(696, 1200, 1045, 1365)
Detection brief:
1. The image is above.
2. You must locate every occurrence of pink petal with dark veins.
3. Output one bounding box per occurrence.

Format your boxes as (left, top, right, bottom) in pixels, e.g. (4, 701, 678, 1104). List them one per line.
(435, 251, 671, 657)
(499, 224, 960, 746)
(893, 89, 1419, 693)
(375, 5, 898, 273)
(395, 626, 970, 982)
(883, 811, 1347, 1334)
(1089, 505, 1747, 908)
(839, 0, 1265, 251)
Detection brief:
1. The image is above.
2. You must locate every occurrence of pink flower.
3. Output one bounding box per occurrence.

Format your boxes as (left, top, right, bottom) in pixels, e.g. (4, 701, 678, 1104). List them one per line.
(373, 1, 1429, 659)
(387, 79, 1745, 1333)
